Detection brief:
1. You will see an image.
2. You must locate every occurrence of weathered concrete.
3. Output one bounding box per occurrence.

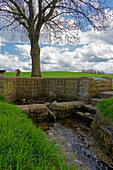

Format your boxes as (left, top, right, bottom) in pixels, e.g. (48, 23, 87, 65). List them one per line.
(76, 111, 94, 120)
(49, 101, 86, 111)
(90, 91, 113, 106)
(49, 101, 86, 118)
(98, 91, 113, 99)
(17, 101, 86, 121)
(90, 98, 101, 106)
(83, 104, 97, 114)
(0, 75, 112, 102)
(17, 104, 52, 122)
(91, 110, 113, 158)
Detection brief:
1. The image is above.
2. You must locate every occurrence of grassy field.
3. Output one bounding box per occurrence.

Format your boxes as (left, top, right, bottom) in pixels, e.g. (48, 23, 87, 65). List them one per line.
(4, 71, 113, 79)
(0, 97, 76, 170)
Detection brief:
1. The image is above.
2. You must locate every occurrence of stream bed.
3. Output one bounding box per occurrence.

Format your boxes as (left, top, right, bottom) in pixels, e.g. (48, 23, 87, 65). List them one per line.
(15, 98, 113, 169)
(38, 115, 113, 170)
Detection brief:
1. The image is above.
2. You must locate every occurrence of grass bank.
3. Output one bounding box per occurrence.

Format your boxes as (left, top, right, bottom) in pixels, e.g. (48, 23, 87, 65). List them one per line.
(97, 97, 113, 123)
(4, 71, 113, 79)
(0, 100, 76, 169)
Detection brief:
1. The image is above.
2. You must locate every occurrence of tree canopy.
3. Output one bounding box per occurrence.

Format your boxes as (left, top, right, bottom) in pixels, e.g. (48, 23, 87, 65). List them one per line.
(0, 0, 111, 77)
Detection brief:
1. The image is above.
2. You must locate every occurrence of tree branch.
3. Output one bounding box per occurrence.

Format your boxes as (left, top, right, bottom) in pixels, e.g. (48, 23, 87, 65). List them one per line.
(43, 0, 58, 22)
(0, 19, 15, 30)
(35, 0, 43, 33)
(9, 0, 28, 22)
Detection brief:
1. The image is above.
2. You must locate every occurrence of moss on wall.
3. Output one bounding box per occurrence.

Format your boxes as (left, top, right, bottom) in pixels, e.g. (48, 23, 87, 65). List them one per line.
(97, 97, 113, 124)
(91, 97, 113, 158)
(0, 76, 112, 102)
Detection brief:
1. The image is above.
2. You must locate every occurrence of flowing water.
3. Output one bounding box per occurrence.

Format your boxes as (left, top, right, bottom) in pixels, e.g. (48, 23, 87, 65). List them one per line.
(16, 99, 113, 169)
(45, 113, 113, 170)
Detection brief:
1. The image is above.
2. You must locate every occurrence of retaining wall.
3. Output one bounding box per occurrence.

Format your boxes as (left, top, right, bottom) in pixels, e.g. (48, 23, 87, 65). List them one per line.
(0, 75, 112, 102)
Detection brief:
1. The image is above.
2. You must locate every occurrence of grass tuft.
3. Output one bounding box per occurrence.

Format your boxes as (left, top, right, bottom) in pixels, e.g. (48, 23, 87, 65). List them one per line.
(0, 102, 77, 169)
(97, 97, 113, 123)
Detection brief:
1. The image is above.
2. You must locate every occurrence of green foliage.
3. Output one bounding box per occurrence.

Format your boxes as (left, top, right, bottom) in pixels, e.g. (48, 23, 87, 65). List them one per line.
(0, 102, 77, 170)
(97, 97, 113, 123)
(0, 95, 7, 102)
(4, 71, 113, 79)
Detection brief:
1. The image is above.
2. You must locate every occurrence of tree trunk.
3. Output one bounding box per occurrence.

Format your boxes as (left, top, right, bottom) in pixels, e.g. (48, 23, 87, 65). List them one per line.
(30, 40, 41, 77)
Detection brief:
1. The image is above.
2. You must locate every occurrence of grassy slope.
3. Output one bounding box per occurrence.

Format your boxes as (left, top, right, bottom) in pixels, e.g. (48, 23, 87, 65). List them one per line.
(4, 71, 113, 79)
(97, 97, 113, 123)
(0, 100, 76, 170)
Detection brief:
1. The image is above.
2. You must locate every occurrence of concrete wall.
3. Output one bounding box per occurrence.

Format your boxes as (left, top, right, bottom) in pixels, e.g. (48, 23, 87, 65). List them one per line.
(17, 77, 44, 100)
(89, 77, 112, 99)
(43, 77, 80, 101)
(0, 75, 112, 102)
(0, 76, 17, 102)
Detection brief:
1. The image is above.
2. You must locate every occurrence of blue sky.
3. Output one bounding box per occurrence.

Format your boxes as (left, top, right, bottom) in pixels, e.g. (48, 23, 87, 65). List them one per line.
(0, 1, 113, 73)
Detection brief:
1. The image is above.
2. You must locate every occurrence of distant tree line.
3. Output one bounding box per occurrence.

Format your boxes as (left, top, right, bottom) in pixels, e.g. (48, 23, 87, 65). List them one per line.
(82, 69, 105, 74)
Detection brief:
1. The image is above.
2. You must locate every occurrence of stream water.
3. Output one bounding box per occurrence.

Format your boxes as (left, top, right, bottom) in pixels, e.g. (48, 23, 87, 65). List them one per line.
(15, 99, 113, 169)
(44, 113, 113, 170)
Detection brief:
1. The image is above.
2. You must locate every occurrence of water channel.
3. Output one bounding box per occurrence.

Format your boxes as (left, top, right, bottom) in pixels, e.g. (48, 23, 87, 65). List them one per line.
(15, 99, 113, 169)
(39, 112, 113, 170)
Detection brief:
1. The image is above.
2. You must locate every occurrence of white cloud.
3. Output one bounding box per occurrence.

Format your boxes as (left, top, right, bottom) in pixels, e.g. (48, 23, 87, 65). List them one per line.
(0, 37, 5, 52)
(0, 52, 31, 71)
(79, 21, 113, 46)
(1, 17, 113, 73)
(0, 24, 29, 43)
(1, 37, 113, 73)
(15, 44, 31, 58)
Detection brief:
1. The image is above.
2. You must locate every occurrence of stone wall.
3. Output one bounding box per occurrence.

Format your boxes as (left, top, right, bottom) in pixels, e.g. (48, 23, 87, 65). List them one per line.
(0, 75, 112, 102)
(43, 77, 80, 101)
(0, 76, 5, 97)
(78, 77, 91, 101)
(0, 76, 17, 101)
(89, 77, 112, 98)
(91, 110, 113, 158)
(16, 77, 44, 100)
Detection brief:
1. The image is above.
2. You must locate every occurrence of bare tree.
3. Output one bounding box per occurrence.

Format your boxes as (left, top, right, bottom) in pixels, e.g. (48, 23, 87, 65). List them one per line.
(0, 0, 111, 77)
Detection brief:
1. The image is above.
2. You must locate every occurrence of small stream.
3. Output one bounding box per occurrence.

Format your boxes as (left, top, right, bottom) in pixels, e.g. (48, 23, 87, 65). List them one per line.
(45, 113, 113, 170)
(15, 99, 113, 169)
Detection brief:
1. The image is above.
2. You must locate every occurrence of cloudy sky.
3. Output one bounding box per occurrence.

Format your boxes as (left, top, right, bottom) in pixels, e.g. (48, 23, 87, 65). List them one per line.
(0, 1, 113, 73)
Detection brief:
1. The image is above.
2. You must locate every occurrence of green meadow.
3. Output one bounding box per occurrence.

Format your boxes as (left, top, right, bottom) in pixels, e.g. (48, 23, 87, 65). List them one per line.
(4, 71, 113, 79)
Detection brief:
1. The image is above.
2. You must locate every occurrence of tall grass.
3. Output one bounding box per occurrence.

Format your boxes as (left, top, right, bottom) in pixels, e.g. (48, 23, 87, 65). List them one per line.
(0, 102, 76, 169)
